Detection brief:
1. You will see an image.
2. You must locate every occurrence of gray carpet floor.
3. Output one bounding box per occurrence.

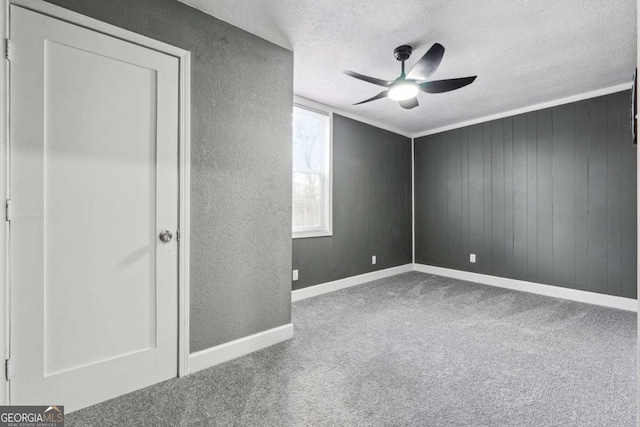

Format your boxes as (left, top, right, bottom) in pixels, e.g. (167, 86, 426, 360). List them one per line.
(67, 272, 637, 426)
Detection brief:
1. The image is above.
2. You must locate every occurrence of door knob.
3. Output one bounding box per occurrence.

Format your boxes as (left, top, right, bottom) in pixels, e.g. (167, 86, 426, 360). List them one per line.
(159, 230, 173, 243)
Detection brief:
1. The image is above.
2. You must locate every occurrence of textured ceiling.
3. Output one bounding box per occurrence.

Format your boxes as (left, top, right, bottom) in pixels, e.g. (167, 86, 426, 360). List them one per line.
(180, 0, 636, 135)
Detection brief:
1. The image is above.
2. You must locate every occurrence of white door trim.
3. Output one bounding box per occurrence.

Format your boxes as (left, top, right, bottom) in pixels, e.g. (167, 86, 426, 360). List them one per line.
(0, 0, 7, 407)
(177, 48, 191, 378)
(0, 0, 192, 403)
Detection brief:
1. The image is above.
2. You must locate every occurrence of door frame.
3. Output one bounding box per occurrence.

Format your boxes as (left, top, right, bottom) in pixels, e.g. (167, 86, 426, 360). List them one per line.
(0, 0, 192, 404)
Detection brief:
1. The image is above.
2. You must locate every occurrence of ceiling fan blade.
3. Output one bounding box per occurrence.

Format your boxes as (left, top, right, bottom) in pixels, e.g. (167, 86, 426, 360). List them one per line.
(406, 43, 445, 80)
(419, 76, 477, 93)
(344, 70, 394, 87)
(353, 90, 388, 105)
(399, 97, 419, 109)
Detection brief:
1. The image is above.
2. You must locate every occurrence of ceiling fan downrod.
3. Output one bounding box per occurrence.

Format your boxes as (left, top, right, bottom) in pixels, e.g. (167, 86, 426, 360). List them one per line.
(394, 45, 413, 77)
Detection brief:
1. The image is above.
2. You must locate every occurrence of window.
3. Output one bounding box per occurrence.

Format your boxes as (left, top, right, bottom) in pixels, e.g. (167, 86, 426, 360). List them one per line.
(292, 104, 332, 238)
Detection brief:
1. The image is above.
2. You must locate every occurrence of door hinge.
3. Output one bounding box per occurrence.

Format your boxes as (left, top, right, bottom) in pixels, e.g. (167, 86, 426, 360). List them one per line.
(5, 359, 14, 380)
(5, 199, 11, 222)
(5, 39, 11, 61)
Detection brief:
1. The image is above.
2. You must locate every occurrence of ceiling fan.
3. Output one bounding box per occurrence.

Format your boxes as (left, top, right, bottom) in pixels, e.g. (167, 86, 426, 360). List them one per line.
(344, 44, 477, 109)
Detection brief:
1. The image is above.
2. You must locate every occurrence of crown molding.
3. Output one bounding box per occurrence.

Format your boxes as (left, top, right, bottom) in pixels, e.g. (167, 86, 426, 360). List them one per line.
(298, 83, 633, 140)
(412, 83, 633, 138)
(293, 95, 412, 138)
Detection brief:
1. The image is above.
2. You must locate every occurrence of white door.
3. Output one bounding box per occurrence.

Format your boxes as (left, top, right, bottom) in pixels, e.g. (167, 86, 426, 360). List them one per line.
(9, 6, 179, 412)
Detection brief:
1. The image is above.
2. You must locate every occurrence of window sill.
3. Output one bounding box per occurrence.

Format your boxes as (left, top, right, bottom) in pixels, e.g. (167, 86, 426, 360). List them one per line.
(292, 229, 332, 239)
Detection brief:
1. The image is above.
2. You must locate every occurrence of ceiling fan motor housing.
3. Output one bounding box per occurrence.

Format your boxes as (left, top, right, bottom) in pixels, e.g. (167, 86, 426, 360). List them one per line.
(394, 45, 413, 62)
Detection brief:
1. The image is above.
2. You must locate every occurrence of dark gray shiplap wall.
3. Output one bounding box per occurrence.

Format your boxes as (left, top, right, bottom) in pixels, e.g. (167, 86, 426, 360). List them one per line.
(45, 0, 294, 352)
(292, 115, 412, 290)
(415, 91, 637, 298)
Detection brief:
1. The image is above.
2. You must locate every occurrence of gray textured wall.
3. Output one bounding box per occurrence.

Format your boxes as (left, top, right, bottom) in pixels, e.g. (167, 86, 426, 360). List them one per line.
(292, 115, 412, 290)
(44, 0, 294, 351)
(415, 91, 637, 298)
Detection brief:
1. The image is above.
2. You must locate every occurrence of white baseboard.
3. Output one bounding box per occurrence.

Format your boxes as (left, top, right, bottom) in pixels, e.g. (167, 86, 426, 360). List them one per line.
(289, 261, 637, 312)
(292, 264, 414, 302)
(414, 263, 638, 312)
(189, 323, 294, 374)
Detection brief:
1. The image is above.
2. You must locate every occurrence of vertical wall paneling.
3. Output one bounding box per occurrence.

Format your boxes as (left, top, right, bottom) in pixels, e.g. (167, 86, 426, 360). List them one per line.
(526, 112, 539, 282)
(415, 137, 431, 264)
(606, 92, 623, 297)
(461, 128, 470, 269)
(467, 125, 484, 272)
(503, 117, 515, 277)
(436, 134, 449, 267)
(424, 136, 438, 265)
(482, 123, 493, 274)
(621, 91, 637, 298)
(491, 120, 505, 276)
(293, 115, 412, 290)
(574, 100, 590, 291)
(552, 103, 576, 289)
(536, 109, 554, 285)
(415, 91, 637, 298)
(587, 96, 609, 294)
(448, 130, 463, 270)
(512, 115, 528, 280)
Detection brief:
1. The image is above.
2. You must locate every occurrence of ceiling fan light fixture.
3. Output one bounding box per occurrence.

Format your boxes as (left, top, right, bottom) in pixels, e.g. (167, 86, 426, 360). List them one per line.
(345, 43, 476, 108)
(388, 81, 418, 101)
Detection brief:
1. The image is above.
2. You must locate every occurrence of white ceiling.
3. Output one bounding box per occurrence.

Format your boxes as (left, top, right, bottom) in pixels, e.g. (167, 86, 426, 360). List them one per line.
(180, 0, 637, 135)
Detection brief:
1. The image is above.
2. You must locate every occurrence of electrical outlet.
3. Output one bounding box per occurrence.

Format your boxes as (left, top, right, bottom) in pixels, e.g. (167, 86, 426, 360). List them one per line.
(470, 254, 476, 263)
(292, 269, 298, 281)
(372, 255, 376, 265)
